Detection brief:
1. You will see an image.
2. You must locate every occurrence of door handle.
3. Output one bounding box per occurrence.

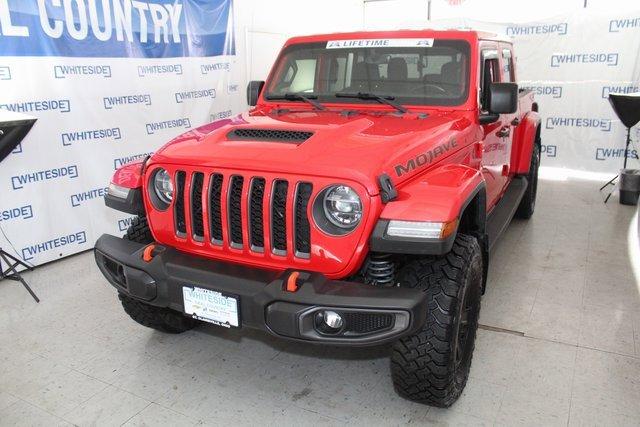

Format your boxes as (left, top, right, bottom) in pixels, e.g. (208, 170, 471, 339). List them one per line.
(496, 127, 510, 138)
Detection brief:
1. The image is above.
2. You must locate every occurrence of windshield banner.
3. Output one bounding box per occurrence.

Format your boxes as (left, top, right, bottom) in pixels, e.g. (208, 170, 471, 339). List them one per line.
(326, 38, 434, 49)
(0, 0, 235, 58)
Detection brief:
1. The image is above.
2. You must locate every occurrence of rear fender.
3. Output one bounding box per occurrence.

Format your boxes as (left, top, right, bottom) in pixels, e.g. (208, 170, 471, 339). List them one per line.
(370, 164, 486, 255)
(511, 111, 541, 174)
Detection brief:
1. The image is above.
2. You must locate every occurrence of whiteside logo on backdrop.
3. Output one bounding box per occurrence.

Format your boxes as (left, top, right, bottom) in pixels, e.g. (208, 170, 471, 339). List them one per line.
(506, 23, 568, 36)
(12, 143, 22, 154)
(118, 216, 136, 232)
(104, 94, 151, 110)
(175, 89, 216, 104)
(520, 84, 562, 99)
(0, 66, 10, 80)
(541, 144, 557, 158)
(145, 118, 191, 135)
(21, 231, 87, 262)
(201, 62, 231, 74)
(138, 64, 183, 77)
(62, 127, 122, 146)
(609, 17, 640, 32)
(114, 152, 153, 169)
(0, 205, 33, 223)
(545, 117, 611, 132)
(596, 148, 639, 161)
(551, 53, 619, 67)
(0, 99, 71, 113)
(602, 84, 640, 99)
(71, 187, 108, 207)
(210, 110, 233, 122)
(11, 165, 79, 190)
(54, 65, 112, 79)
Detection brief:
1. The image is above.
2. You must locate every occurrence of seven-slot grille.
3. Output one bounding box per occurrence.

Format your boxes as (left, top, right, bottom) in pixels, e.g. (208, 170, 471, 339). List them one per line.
(173, 170, 313, 257)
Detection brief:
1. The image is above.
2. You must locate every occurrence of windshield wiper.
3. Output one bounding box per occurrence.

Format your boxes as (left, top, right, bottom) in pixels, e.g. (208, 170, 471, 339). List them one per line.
(335, 92, 408, 114)
(264, 92, 326, 110)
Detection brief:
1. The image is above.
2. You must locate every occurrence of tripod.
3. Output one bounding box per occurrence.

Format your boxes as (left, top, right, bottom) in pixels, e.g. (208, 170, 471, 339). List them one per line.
(0, 248, 39, 303)
(600, 127, 632, 203)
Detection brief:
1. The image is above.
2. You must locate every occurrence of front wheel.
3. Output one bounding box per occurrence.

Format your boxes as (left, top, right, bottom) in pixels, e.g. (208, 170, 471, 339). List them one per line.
(390, 234, 483, 407)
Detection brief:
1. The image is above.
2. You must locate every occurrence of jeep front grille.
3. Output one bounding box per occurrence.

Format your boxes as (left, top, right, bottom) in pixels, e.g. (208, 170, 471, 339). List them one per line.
(172, 170, 313, 258)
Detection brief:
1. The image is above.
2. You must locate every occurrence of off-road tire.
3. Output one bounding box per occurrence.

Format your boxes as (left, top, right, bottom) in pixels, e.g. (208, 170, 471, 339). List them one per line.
(515, 143, 540, 219)
(124, 216, 153, 244)
(120, 216, 196, 333)
(391, 234, 483, 407)
(118, 293, 196, 334)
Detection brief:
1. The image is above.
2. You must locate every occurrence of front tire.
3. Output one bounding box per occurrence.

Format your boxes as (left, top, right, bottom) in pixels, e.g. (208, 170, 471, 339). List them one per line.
(391, 234, 483, 407)
(119, 215, 196, 334)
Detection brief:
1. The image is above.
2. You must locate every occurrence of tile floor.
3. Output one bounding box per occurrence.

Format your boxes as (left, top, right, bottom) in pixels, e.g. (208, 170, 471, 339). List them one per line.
(1, 177, 639, 426)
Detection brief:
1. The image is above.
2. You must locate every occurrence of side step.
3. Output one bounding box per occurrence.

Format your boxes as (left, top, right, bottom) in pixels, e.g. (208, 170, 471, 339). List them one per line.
(486, 176, 528, 251)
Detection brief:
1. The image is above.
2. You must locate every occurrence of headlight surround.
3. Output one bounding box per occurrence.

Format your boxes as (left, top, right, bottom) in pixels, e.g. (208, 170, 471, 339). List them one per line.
(149, 168, 173, 209)
(323, 185, 362, 228)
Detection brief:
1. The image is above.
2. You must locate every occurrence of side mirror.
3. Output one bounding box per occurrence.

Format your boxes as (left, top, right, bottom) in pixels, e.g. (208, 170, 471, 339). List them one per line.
(488, 82, 518, 114)
(247, 81, 265, 106)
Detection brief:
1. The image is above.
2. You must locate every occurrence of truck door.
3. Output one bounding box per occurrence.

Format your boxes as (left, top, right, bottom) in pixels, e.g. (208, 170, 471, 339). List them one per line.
(479, 47, 511, 208)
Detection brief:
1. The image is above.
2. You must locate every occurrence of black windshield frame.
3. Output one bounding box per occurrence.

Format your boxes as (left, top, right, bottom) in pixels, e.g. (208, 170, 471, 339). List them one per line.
(264, 39, 471, 107)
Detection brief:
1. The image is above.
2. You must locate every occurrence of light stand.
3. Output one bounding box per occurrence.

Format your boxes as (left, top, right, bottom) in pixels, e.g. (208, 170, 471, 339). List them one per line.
(600, 93, 640, 203)
(0, 111, 39, 302)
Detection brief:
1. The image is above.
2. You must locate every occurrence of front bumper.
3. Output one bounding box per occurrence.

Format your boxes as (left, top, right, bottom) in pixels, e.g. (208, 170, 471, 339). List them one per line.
(94, 234, 428, 346)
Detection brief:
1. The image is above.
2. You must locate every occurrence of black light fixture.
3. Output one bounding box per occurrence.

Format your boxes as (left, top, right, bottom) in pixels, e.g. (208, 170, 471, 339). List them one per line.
(600, 93, 640, 203)
(0, 111, 39, 302)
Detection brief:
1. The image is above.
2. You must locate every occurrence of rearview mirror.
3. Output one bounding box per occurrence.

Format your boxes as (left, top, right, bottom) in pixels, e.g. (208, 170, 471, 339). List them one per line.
(247, 81, 265, 106)
(488, 82, 518, 114)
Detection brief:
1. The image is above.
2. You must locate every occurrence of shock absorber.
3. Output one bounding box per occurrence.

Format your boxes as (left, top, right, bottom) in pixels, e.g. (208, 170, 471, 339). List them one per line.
(365, 253, 396, 286)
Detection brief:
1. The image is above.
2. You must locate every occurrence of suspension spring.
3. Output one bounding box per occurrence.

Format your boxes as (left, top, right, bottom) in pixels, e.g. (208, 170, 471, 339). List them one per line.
(365, 253, 395, 286)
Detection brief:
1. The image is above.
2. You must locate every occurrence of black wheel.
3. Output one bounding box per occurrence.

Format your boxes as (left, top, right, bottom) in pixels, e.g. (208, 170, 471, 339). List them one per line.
(124, 216, 153, 244)
(390, 234, 483, 407)
(119, 293, 196, 334)
(120, 216, 196, 333)
(515, 142, 540, 219)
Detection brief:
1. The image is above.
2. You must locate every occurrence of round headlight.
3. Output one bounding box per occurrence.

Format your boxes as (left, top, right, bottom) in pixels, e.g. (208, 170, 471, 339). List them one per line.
(153, 168, 173, 204)
(323, 185, 362, 229)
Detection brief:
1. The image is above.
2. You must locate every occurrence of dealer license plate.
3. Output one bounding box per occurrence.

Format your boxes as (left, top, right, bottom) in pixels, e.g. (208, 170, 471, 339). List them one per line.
(182, 286, 239, 328)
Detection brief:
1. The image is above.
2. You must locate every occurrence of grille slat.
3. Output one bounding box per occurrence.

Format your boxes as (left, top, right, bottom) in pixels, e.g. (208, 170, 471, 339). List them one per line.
(294, 183, 313, 256)
(228, 176, 244, 247)
(227, 129, 313, 144)
(191, 173, 205, 240)
(271, 180, 289, 254)
(174, 171, 187, 236)
(208, 174, 224, 243)
(249, 178, 266, 251)
(344, 313, 394, 334)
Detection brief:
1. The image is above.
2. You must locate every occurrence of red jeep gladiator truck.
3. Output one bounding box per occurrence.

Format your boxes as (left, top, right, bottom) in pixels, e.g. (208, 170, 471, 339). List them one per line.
(95, 30, 540, 407)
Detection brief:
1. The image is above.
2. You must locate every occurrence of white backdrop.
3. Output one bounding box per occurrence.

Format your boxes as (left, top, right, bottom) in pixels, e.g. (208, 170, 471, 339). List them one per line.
(0, 0, 245, 266)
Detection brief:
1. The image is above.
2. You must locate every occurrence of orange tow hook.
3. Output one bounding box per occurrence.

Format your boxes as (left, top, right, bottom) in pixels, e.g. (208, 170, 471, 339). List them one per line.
(142, 244, 157, 262)
(286, 271, 300, 292)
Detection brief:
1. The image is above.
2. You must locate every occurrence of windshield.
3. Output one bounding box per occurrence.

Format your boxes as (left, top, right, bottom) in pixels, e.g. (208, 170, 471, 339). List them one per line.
(265, 38, 471, 107)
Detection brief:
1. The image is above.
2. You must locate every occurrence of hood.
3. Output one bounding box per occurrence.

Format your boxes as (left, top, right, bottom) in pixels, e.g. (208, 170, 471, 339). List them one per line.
(151, 109, 475, 196)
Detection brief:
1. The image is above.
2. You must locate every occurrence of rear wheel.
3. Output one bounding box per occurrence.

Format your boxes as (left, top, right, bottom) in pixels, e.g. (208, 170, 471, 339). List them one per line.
(390, 234, 483, 407)
(515, 143, 540, 219)
(119, 216, 196, 334)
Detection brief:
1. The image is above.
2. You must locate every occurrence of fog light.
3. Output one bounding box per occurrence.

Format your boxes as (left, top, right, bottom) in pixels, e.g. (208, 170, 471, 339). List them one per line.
(315, 310, 344, 334)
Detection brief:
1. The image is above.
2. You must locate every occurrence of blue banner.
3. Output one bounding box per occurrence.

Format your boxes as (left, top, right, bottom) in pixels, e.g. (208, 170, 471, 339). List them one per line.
(0, 0, 235, 58)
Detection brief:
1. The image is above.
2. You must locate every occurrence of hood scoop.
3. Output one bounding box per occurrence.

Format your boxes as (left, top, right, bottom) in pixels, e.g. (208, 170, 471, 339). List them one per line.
(227, 128, 314, 144)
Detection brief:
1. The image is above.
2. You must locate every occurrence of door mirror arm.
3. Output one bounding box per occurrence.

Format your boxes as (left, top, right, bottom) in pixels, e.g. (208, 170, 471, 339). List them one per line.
(479, 113, 499, 125)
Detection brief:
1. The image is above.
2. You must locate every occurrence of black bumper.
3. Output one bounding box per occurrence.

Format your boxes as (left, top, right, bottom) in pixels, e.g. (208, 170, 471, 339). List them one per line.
(94, 234, 428, 346)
